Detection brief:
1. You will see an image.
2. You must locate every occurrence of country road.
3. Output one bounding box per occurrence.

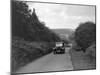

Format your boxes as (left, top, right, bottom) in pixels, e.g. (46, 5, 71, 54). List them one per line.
(16, 47, 73, 73)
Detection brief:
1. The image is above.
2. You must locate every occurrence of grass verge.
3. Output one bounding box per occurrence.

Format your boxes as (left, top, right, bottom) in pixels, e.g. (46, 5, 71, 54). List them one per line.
(69, 48, 96, 70)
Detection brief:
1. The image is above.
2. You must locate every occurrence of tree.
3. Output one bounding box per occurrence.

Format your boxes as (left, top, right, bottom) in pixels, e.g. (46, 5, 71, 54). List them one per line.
(75, 22, 96, 52)
(12, 1, 31, 39)
(12, 1, 60, 42)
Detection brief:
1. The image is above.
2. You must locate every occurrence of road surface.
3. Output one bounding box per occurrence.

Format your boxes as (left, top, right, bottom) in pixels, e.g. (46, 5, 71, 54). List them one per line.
(16, 47, 73, 73)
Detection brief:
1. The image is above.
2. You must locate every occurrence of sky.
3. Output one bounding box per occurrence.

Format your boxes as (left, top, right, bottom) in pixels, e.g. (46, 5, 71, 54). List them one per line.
(27, 2, 95, 29)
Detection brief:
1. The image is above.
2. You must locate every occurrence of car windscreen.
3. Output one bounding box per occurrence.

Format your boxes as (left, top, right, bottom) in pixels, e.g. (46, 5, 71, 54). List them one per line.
(56, 43, 63, 47)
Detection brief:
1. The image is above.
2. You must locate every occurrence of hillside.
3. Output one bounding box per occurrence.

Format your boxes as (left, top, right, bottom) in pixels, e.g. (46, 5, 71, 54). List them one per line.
(52, 29, 74, 35)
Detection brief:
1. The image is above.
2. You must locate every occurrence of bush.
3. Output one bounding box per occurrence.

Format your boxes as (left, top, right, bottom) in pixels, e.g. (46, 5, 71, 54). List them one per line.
(75, 22, 96, 52)
(86, 42, 96, 57)
(11, 37, 54, 72)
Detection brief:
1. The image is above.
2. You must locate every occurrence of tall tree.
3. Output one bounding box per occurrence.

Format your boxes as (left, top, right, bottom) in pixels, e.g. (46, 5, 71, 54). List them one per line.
(75, 22, 96, 52)
(12, 1, 60, 42)
(12, 1, 31, 38)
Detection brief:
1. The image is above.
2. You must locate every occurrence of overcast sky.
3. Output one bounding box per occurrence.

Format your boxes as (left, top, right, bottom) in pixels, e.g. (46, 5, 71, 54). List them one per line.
(27, 2, 95, 29)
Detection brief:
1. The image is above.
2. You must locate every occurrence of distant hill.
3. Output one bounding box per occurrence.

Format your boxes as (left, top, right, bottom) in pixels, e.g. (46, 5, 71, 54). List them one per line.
(52, 29, 74, 35)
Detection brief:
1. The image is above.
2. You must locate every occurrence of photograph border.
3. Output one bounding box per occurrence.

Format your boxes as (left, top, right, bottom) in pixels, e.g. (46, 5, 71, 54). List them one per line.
(10, 0, 96, 74)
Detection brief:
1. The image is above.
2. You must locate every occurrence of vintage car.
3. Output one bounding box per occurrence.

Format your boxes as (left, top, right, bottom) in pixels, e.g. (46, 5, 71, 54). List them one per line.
(53, 42, 65, 54)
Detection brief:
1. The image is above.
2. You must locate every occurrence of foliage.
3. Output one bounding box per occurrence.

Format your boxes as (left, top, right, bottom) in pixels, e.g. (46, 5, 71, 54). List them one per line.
(74, 22, 96, 52)
(12, 1, 60, 42)
(12, 1, 31, 38)
(12, 37, 54, 72)
(86, 42, 96, 57)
